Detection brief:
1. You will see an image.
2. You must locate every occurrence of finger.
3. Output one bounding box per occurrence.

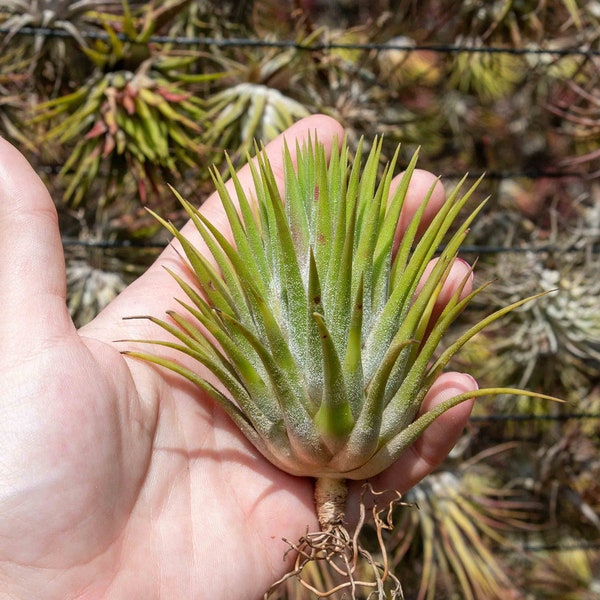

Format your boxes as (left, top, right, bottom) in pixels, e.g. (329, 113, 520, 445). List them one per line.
(393, 168, 475, 329)
(0, 138, 72, 346)
(393, 168, 446, 247)
(372, 372, 477, 494)
(82, 114, 345, 338)
(415, 257, 474, 336)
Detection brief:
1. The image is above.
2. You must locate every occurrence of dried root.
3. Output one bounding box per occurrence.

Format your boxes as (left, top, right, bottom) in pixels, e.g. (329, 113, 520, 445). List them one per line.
(265, 480, 410, 599)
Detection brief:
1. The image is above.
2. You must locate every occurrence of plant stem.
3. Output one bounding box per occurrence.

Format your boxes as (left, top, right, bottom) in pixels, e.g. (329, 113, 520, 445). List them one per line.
(314, 476, 348, 530)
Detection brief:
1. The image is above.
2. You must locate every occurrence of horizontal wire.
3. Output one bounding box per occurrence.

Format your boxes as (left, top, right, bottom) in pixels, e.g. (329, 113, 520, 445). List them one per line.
(2, 25, 599, 57)
(519, 540, 600, 553)
(62, 237, 165, 249)
(440, 171, 589, 180)
(496, 539, 600, 554)
(470, 413, 600, 423)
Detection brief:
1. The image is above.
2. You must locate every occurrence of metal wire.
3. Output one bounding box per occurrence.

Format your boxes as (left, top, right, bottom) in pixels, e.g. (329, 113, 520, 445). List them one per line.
(470, 413, 600, 423)
(2, 25, 600, 57)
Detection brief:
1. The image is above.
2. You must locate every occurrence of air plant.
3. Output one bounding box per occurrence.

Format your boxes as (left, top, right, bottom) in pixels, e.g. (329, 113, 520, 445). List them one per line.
(163, 0, 259, 44)
(527, 542, 600, 599)
(201, 32, 317, 166)
(465, 241, 600, 407)
(448, 37, 525, 103)
(34, 65, 205, 207)
(391, 446, 545, 600)
(204, 82, 309, 164)
(124, 135, 559, 598)
(30, 2, 212, 207)
(0, 0, 112, 88)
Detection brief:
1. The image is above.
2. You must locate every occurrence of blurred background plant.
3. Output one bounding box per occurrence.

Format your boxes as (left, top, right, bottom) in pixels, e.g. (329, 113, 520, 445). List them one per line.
(1, 0, 599, 595)
(525, 541, 600, 599)
(200, 34, 313, 168)
(30, 1, 211, 211)
(381, 441, 541, 600)
(0, 0, 104, 89)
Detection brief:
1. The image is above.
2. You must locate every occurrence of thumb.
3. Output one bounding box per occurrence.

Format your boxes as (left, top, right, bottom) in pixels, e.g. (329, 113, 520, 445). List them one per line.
(0, 138, 72, 348)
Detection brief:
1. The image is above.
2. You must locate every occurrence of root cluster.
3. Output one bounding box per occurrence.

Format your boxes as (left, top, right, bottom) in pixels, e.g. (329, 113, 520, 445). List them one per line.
(265, 482, 408, 599)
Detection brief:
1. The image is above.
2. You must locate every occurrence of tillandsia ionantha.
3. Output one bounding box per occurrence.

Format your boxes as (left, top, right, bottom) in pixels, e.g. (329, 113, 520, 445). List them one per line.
(124, 134, 560, 598)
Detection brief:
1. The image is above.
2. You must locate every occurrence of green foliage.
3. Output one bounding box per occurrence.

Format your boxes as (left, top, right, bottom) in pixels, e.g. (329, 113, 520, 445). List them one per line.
(200, 31, 318, 167)
(448, 37, 526, 102)
(34, 67, 206, 206)
(28, 2, 220, 207)
(204, 82, 309, 165)
(126, 137, 558, 481)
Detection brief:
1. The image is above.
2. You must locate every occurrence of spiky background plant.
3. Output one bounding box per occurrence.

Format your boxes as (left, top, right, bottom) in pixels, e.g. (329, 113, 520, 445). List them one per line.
(34, 65, 205, 206)
(0, 0, 114, 89)
(391, 445, 546, 600)
(201, 33, 315, 167)
(125, 135, 558, 597)
(463, 241, 600, 408)
(448, 36, 525, 103)
(526, 542, 600, 599)
(30, 2, 211, 207)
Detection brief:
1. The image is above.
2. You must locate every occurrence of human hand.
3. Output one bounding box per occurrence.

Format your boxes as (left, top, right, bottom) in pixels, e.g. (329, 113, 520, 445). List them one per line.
(0, 115, 475, 600)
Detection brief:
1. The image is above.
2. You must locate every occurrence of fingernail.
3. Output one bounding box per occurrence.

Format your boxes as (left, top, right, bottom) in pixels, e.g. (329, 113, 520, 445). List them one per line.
(459, 372, 479, 391)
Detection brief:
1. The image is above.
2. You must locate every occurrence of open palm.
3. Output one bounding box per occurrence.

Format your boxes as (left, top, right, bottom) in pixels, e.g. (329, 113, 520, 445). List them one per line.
(0, 115, 476, 600)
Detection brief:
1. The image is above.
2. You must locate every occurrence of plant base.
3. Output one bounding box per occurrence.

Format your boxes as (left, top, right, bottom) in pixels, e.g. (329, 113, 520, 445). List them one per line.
(265, 479, 406, 599)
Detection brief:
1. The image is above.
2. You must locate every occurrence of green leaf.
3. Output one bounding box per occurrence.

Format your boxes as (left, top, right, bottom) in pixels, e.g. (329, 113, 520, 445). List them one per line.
(371, 148, 419, 315)
(312, 138, 332, 275)
(352, 137, 386, 324)
(146, 206, 237, 316)
(282, 139, 310, 271)
(161, 269, 279, 419)
(260, 150, 310, 364)
(241, 88, 267, 144)
(385, 388, 561, 469)
(312, 313, 354, 450)
(217, 310, 328, 464)
(345, 338, 417, 464)
(223, 152, 269, 284)
(305, 249, 326, 403)
(342, 274, 365, 419)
